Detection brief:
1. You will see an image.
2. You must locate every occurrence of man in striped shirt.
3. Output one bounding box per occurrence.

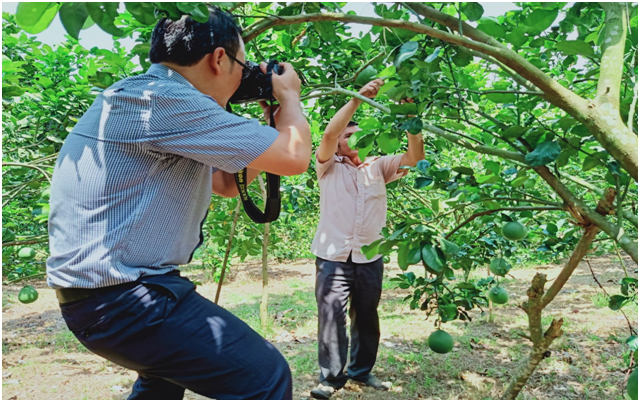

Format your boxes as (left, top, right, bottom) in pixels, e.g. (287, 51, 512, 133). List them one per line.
(46, 8, 310, 400)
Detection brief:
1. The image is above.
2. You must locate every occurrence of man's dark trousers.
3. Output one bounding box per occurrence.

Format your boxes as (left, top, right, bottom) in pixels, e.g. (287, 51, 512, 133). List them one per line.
(315, 254, 384, 388)
(59, 271, 292, 399)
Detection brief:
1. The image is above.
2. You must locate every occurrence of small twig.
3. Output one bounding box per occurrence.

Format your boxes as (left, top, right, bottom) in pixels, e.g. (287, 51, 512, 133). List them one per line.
(585, 257, 637, 336)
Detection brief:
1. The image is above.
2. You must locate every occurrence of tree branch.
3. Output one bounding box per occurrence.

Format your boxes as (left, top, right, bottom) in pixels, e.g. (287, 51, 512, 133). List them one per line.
(445, 206, 565, 239)
(597, 2, 627, 110)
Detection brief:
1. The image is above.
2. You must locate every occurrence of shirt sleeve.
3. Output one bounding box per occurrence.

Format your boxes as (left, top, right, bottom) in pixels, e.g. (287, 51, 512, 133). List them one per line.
(145, 85, 278, 174)
(375, 154, 408, 184)
(316, 151, 337, 179)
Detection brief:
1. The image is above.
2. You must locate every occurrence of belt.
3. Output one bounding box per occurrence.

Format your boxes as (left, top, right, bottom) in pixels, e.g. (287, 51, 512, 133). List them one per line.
(55, 288, 97, 304)
(55, 281, 140, 304)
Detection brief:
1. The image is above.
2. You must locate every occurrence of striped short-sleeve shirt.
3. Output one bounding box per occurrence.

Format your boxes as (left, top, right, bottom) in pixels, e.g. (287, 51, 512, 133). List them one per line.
(46, 64, 278, 289)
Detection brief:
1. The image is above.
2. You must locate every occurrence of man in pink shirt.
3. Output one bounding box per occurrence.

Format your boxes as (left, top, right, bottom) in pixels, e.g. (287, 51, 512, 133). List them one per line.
(310, 80, 425, 399)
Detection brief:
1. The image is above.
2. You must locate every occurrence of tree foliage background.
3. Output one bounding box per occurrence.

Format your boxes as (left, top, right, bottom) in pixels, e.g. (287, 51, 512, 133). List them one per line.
(2, 2, 638, 399)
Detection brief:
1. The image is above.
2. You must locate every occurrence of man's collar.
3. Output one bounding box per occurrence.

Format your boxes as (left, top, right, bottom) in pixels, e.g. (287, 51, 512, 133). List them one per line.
(146, 64, 194, 88)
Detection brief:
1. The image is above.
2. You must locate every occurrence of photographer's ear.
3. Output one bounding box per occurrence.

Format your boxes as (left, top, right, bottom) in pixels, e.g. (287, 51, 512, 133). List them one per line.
(208, 47, 227, 76)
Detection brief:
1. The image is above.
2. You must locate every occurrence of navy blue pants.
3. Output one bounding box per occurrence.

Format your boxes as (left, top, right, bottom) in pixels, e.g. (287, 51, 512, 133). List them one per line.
(59, 272, 292, 399)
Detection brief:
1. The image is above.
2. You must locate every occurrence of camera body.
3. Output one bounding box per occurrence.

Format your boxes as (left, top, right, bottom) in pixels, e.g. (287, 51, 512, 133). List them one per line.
(228, 61, 282, 104)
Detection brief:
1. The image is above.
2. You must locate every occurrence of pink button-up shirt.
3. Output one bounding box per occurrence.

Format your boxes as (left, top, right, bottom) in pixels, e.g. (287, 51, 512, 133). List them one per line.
(311, 153, 407, 263)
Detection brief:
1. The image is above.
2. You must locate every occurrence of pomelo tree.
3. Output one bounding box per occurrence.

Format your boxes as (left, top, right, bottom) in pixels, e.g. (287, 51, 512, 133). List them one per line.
(3, 2, 638, 399)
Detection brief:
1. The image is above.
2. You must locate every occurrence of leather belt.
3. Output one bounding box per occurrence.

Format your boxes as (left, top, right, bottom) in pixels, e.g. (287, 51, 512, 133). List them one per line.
(55, 281, 140, 304)
(55, 288, 96, 304)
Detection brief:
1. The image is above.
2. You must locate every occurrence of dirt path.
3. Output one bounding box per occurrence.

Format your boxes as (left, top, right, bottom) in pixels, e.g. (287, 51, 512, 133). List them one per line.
(2, 256, 637, 400)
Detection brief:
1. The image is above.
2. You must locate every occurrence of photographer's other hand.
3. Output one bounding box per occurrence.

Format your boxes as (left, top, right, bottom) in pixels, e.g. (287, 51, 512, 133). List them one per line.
(259, 100, 281, 127)
(248, 62, 310, 176)
(359, 79, 384, 99)
(261, 62, 301, 103)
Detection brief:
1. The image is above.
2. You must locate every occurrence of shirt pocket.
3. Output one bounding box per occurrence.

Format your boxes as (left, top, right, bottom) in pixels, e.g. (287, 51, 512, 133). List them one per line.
(365, 177, 386, 199)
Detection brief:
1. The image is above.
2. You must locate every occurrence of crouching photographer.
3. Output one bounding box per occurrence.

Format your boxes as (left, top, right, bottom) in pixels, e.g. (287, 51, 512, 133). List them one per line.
(46, 7, 310, 400)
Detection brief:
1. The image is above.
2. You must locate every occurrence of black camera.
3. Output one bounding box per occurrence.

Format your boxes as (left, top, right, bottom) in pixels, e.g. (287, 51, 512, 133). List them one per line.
(228, 61, 282, 104)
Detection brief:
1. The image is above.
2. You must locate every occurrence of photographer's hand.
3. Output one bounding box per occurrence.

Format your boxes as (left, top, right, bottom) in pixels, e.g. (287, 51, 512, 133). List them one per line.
(248, 62, 311, 176)
(259, 100, 281, 127)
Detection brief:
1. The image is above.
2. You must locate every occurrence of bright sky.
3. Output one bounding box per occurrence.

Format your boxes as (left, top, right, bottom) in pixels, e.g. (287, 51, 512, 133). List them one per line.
(2, 2, 521, 51)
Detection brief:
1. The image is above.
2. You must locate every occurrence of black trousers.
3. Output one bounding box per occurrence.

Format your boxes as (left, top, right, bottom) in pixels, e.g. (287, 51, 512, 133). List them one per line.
(59, 272, 292, 399)
(315, 254, 384, 387)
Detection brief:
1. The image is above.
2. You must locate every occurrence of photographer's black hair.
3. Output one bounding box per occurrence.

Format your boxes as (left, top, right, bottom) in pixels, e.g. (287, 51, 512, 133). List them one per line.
(347, 121, 358, 127)
(149, 7, 243, 67)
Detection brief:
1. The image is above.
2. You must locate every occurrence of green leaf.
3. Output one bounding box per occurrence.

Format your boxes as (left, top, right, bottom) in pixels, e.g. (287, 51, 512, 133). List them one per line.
(87, 3, 125, 36)
(313, 21, 337, 42)
(390, 103, 417, 116)
(511, 176, 528, 187)
(358, 142, 373, 161)
(379, 240, 398, 255)
(582, 155, 602, 171)
(394, 41, 419, 68)
(16, 2, 60, 34)
(415, 177, 433, 189)
(125, 2, 158, 25)
(501, 125, 528, 139)
(356, 65, 378, 86)
(523, 9, 558, 35)
(439, 238, 460, 256)
(358, 117, 382, 131)
(378, 132, 401, 153)
(608, 295, 628, 311)
(421, 244, 445, 274)
(451, 50, 474, 67)
(131, 43, 151, 56)
(506, 26, 528, 47)
(2, 85, 25, 97)
(453, 166, 474, 175)
(361, 239, 383, 260)
(477, 18, 506, 37)
(360, 33, 372, 51)
(425, 46, 441, 63)
(477, 174, 500, 184)
(525, 141, 561, 166)
(176, 2, 197, 13)
(59, 2, 90, 40)
(555, 40, 594, 57)
(484, 92, 517, 103)
(461, 2, 484, 21)
(406, 117, 423, 134)
(408, 246, 422, 265)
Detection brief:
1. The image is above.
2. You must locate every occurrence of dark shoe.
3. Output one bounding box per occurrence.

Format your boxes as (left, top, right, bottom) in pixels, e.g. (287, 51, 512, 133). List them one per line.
(355, 375, 391, 390)
(310, 384, 336, 400)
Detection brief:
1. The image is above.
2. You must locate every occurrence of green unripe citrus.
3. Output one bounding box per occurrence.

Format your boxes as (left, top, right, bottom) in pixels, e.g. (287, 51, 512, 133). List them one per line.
(502, 221, 528, 241)
(488, 286, 509, 305)
(428, 330, 454, 354)
(18, 286, 38, 304)
(490, 258, 512, 277)
(628, 367, 638, 400)
(18, 247, 35, 259)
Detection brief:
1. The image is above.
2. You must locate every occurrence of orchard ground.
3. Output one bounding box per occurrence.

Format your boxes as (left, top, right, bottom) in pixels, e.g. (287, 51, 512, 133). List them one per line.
(2, 256, 637, 400)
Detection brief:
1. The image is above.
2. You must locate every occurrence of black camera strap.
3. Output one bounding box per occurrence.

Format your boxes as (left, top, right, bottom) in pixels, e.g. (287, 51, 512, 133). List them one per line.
(228, 61, 281, 224)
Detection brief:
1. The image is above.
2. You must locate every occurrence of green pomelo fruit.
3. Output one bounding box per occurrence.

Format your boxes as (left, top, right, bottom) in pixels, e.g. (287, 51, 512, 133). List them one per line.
(489, 286, 509, 304)
(18, 286, 38, 304)
(628, 368, 638, 400)
(18, 247, 36, 259)
(490, 258, 512, 277)
(502, 221, 528, 241)
(428, 329, 454, 354)
(356, 65, 378, 86)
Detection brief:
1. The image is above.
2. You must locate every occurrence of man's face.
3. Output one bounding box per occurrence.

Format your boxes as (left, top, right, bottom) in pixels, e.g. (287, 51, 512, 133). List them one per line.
(230, 35, 246, 91)
(337, 125, 361, 157)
